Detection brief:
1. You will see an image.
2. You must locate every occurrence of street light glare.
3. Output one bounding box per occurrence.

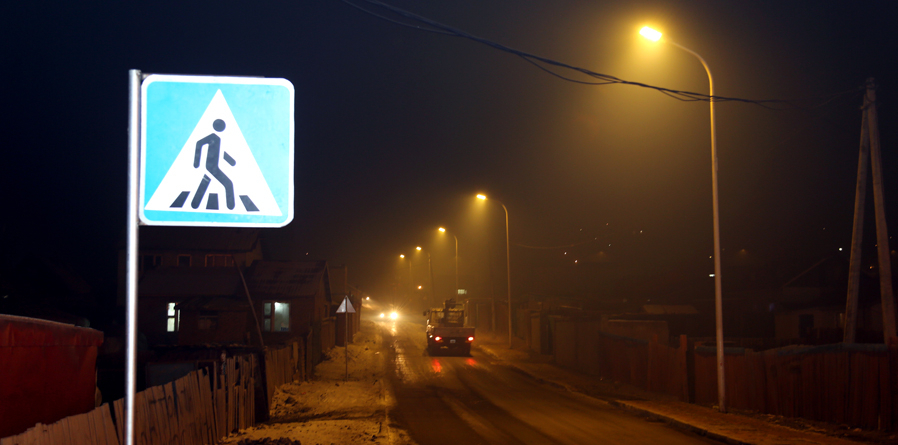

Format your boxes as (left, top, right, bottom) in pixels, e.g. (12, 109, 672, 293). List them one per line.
(438, 227, 446, 232)
(416, 246, 422, 251)
(476, 194, 487, 200)
(639, 26, 662, 42)
(399, 254, 405, 258)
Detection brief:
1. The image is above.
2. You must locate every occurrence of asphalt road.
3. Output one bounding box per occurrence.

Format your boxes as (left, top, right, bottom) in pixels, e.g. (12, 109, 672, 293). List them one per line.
(380, 318, 719, 445)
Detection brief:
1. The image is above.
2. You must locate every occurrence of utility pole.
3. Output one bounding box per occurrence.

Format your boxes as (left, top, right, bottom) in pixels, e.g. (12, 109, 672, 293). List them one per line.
(844, 78, 897, 343)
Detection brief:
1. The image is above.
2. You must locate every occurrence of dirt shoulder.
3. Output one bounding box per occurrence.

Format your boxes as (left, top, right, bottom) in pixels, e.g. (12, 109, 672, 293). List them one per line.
(222, 319, 415, 445)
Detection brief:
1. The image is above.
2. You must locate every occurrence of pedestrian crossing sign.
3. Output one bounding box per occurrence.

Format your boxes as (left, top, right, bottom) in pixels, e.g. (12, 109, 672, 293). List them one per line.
(139, 74, 294, 227)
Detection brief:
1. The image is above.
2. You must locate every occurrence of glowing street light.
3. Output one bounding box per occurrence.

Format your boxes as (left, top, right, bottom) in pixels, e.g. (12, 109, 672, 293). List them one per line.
(641, 25, 726, 413)
(399, 254, 405, 259)
(476, 193, 512, 349)
(438, 227, 459, 294)
(639, 26, 662, 42)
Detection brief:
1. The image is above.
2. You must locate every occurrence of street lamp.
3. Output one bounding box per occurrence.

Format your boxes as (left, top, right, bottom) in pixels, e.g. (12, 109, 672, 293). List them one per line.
(640, 26, 726, 413)
(438, 227, 459, 295)
(414, 246, 437, 308)
(477, 193, 513, 349)
(398, 254, 411, 308)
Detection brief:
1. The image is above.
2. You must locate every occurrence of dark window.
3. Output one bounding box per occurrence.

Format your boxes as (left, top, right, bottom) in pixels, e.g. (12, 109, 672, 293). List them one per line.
(799, 314, 814, 338)
(142, 254, 161, 271)
(205, 254, 235, 267)
(198, 313, 219, 331)
(177, 255, 191, 267)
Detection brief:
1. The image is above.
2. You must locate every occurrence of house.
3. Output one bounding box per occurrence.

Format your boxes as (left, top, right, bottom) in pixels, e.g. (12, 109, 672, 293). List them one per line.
(117, 227, 263, 345)
(119, 228, 336, 361)
(242, 260, 335, 369)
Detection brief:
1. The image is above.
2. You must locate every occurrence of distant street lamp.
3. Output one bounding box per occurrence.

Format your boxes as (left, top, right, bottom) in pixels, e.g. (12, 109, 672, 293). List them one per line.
(477, 193, 513, 349)
(438, 227, 459, 295)
(414, 246, 437, 308)
(640, 26, 726, 413)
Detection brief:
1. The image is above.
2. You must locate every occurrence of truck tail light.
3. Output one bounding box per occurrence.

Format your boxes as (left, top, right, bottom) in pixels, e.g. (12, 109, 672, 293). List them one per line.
(434, 336, 442, 342)
(467, 336, 474, 342)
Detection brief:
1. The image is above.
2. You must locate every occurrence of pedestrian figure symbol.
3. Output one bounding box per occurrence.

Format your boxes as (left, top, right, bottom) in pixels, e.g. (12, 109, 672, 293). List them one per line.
(188, 118, 240, 210)
(144, 89, 281, 217)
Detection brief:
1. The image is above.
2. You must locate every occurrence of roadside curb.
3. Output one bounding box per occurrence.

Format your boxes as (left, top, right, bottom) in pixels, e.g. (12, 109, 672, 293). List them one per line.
(476, 343, 752, 445)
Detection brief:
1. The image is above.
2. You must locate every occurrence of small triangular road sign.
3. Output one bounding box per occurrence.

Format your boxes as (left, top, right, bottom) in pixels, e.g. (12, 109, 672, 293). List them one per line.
(336, 296, 356, 314)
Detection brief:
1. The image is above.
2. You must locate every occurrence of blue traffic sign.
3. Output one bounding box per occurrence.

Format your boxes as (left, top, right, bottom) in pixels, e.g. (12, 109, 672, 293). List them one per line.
(139, 74, 294, 227)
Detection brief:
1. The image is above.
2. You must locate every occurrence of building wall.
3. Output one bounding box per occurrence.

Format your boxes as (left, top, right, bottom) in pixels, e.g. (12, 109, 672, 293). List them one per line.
(178, 310, 248, 345)
(601, 319, 669, 344)
(775, 307, 843, 340)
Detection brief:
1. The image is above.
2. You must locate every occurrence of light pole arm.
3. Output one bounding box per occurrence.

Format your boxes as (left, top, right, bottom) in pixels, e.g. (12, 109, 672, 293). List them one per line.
(498, 201, 512, 348)
(453, 234, 459, 293)
(669, 38, 725, 414)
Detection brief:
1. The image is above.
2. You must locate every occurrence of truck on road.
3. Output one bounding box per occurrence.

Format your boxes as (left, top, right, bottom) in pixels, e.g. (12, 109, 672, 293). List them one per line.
(424, 299, 474, 355)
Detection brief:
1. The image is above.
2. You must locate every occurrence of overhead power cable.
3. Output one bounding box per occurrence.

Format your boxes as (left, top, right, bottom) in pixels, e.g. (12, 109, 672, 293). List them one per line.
(342, 0, 863, 110)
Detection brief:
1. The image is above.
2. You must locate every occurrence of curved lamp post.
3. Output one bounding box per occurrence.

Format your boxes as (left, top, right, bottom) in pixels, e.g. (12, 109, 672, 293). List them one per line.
(640, 26, 726, 413)
(477, 194, 512, 348)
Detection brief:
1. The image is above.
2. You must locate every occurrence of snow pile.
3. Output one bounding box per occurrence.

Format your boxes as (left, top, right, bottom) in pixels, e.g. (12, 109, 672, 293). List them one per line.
(222, 319, 414, 445)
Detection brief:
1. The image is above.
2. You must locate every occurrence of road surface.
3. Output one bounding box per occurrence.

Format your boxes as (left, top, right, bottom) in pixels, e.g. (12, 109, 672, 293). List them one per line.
(381, 318, 719, 445)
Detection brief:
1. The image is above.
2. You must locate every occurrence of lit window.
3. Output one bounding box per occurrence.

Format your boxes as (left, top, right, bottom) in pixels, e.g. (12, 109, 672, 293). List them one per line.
(166, 302, 180, 332)
(263, 301, 290, 332)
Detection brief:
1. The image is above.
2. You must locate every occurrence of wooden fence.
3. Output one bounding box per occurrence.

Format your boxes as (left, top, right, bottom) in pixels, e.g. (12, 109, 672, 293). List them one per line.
(554, 318, 689, 401)
(1, 354, 258, 445)
(694, 343, 897, 430)
(553, 316, 897, 430)
(264, 342, 304, 407)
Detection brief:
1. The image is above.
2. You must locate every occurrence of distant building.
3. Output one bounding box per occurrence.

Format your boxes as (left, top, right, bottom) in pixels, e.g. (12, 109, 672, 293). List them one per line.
(116, 228, 337, 374)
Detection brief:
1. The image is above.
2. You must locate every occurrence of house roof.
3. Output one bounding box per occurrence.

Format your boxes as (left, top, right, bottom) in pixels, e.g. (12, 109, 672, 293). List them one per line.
(174, 296, 249, 312)
(642, 304, 699, 315)
(139, 267, 243, 297)
(246, 260, 330, 301)
(138, 227, 260, 252)
(329, 264, 347, 296)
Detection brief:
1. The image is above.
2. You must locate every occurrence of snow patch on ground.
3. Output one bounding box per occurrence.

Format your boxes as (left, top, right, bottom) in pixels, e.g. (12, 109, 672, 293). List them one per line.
(222, 319, 415, 445)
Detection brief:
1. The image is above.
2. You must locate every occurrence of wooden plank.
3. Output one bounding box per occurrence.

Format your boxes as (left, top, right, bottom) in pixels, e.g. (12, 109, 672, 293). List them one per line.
(100, 403, 120, 445)
(195, 370, 212, 445)
(174, 376, 190, 445)
(114, 398, 125, 445)
(216, 377, 226, 441)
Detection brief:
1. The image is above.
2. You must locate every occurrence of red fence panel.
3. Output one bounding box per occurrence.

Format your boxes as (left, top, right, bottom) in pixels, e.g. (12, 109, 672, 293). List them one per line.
(0, 315, 104, 439)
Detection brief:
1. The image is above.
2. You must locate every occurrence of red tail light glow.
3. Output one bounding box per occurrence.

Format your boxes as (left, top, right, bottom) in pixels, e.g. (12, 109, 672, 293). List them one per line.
(434, 336, 442, 342)
(467, 336, 475, 342)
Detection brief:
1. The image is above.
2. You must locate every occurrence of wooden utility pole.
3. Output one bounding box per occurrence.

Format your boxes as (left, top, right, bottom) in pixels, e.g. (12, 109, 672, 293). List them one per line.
(844, 102, 869, 343)
(844, 78, 898, 343)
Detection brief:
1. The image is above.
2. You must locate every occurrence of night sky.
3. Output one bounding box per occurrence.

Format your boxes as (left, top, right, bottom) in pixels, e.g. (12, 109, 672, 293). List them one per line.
(2, 1, 897, 314)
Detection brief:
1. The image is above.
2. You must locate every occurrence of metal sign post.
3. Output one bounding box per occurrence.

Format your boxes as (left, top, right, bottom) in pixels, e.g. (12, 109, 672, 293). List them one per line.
(125, 69, 142, 445)
(336, 296, 356, 381)
(124, 70, 294, 445)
